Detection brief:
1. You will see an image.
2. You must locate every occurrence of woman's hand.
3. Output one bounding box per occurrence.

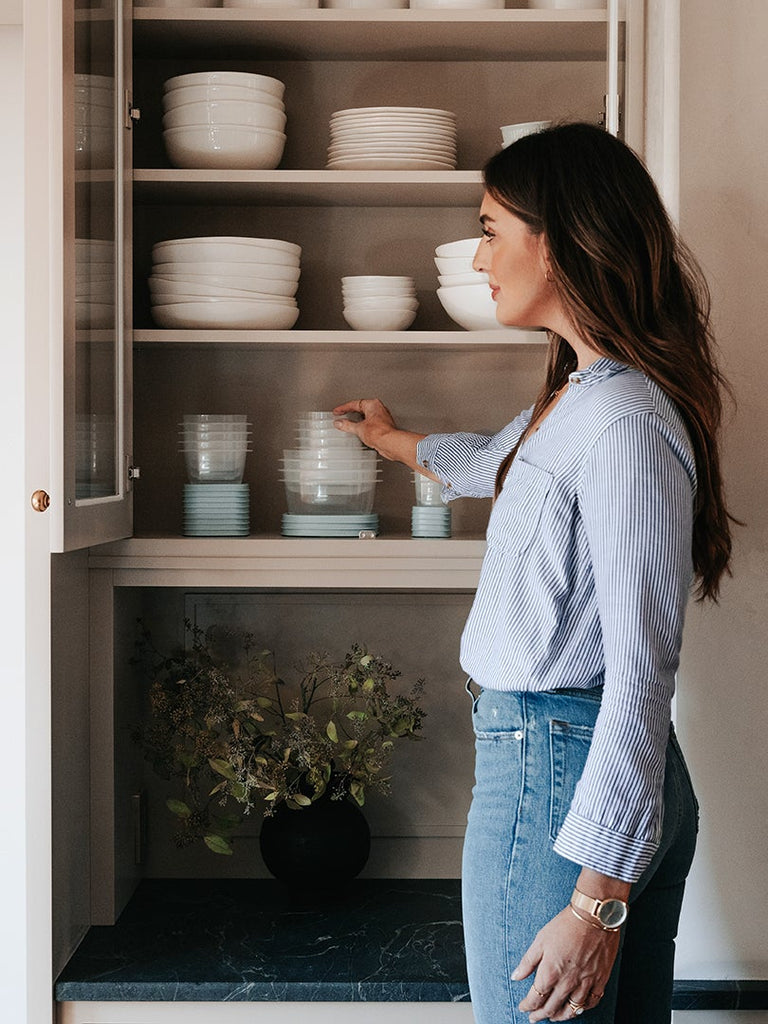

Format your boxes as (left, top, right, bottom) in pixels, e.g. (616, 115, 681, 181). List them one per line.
(332, 399, 435, 475)
(513, 907, 620, 1022)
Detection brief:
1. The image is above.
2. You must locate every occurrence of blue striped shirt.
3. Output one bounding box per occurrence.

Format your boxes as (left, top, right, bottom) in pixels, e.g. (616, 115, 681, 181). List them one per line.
(415, 356, 696, 882)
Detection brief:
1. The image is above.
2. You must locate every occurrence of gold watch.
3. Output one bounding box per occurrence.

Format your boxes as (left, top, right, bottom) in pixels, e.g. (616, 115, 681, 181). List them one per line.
(571, 888, 629, 930)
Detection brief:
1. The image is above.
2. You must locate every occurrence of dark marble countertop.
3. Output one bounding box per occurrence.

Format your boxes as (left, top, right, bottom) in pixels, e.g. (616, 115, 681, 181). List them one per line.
(54, 878, 768, 1008)
(55, 879, 470, 1003)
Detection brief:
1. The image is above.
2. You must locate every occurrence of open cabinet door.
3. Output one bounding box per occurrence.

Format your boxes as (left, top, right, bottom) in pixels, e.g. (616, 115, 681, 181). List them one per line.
(55, 0, 133, 551)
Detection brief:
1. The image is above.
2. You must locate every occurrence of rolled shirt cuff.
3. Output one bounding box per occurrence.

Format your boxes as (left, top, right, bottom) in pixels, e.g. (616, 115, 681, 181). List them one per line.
(553, 810, 659, 884)
(415, 434, 459, 503)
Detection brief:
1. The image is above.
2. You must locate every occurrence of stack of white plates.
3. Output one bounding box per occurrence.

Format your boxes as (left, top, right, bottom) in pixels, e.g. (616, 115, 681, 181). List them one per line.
(162, 72, 287, 170)
(342, 275, 418, 331)
(74, 73, 113, 169)
(76, 238, 115, 329)
(282, 512, 380, 537)
(412, 505, 452, 538)
(184, 484, 250, 537)
(327, 107, 457, 170)
(76, 413, 115, 499)
(150, 236, 301, 329)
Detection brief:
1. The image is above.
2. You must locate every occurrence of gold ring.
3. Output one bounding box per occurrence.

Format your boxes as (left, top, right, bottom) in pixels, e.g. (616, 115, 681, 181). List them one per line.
(532, 985, 548, 999)
(567, 999, 585, 1016)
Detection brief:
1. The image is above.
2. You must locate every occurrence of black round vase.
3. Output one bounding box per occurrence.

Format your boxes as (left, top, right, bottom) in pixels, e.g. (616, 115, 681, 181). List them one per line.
(259, 793, 371, 887)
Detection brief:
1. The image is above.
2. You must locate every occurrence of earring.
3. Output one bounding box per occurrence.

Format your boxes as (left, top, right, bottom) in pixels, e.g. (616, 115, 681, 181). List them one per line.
(545, 269, 555, 283)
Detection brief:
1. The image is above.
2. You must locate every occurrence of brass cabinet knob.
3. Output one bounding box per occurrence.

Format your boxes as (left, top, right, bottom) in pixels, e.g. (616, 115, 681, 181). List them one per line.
(31, 490, 51, 512)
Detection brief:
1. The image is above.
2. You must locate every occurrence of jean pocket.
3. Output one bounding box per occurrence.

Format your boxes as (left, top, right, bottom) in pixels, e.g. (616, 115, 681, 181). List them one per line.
(548, 719, 594, 842)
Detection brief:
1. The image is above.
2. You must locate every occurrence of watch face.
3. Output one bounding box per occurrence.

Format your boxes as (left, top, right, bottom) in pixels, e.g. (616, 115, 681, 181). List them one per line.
(598, 899, 628, 928)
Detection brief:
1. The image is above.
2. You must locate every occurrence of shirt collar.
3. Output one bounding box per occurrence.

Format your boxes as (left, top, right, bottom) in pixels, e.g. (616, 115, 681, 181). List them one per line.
(568, 356, 628, 387)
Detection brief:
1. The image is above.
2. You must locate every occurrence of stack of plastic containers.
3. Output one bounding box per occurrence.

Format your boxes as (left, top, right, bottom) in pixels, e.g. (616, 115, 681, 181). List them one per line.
(280, 412, 381, 536)
(412, 472, 451, 538)
(179, 415, 252, 536)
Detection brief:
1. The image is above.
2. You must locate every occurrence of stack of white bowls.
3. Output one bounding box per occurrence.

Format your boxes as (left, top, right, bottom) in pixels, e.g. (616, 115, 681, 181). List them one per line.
(433, 237, 505, 331)
(149, 236, 301, 329)
(412, 472, 451, 538)
(342, 276, 418, 331)
(280, 412, 381, 535)
(74, 74, 113, 169)
(76, 238, 115, 329)
(179, 415, 252, 536)
(162, 72, 287, 170)
(500, 119, 552, 147)
(223, 0, 318, 6)
(76, 413, 115, 499)
(327, 107, 457, 170)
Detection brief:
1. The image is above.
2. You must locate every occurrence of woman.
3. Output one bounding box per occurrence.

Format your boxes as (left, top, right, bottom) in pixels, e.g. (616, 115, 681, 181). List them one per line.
(334, 123, 734, 1023)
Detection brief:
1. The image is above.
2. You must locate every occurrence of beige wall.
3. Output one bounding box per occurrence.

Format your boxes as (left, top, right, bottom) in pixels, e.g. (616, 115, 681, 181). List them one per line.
(675, 0, 768, 977)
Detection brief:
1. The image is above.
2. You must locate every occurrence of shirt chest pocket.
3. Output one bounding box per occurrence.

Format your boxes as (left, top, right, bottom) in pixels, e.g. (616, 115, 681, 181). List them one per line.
(486, 458, 554, 556)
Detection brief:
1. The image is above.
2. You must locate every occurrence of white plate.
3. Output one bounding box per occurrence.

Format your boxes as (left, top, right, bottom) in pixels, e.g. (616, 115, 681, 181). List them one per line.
(330, 128, 456, 141)
(152, 301, 300, 330)
(332, 106, 455, 118)
(326, 157, 456, 170)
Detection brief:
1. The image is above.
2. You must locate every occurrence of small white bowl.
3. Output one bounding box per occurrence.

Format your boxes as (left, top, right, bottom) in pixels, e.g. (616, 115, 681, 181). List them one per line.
(345, 296, 418, 312)
(150, 279, 298, 302)
(153, 235, 300, 255)
(500, 120, 552, 147)
(163, 85, 284, 111)
(163, 71, 285, 99)
(162, 101, 287, 133)
(438, 271, 490, 287)
(151, 261, 300, 282)
(435, 237, 483, 259)
(152, 300, 300, 330)
(343, 307, 417, 331)
(434, 255, 476, 274)
(163, 125, 286, 170)
(153, 244, 300, 267)
(324, 0, 405, 6)
(528, 0, 604, 7)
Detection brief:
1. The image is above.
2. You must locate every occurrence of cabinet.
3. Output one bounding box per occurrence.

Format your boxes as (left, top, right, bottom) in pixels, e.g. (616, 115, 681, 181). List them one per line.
(55, 0, 659, 1005)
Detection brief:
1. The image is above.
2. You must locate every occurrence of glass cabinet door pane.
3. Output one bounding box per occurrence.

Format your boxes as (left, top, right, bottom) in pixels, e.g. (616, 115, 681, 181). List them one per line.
(74, 0, 119, 501)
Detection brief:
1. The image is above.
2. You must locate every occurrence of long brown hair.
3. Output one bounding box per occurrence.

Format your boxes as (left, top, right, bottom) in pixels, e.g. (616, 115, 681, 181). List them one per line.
(485, 122, 735, 601)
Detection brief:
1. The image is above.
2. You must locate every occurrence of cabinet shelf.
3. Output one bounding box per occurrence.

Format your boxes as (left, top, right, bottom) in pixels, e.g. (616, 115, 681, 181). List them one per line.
(133, 9, 620, 61)
(132, 328, 547, 347)
(133, 169, 484, 207)
(88, 535, 487, 588)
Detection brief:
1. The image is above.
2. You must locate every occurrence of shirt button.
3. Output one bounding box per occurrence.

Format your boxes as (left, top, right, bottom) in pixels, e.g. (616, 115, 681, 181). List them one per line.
(513, 730, 523, 740)
(572, 375, 581, 384)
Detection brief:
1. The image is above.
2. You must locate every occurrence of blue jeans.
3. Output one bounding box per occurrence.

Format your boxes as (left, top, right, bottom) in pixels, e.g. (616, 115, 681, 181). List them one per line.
(462, 685, 699, 1024)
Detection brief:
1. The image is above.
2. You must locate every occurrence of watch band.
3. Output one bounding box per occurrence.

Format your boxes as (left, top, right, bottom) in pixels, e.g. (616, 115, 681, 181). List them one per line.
(570, 888, 628, 931)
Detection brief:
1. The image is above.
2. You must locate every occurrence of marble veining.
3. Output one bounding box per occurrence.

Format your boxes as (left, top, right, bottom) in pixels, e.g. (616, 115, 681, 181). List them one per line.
(54, 879, 768, 1008)
(55, 879, 471, 1003)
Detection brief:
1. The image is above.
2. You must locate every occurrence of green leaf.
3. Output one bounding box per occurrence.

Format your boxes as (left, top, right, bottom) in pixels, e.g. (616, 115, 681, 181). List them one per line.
(209, 780, 228, 796)
(346, 711, 368, 722)
(326, 721, 338, 743)
(284, 712, 305, 721)
(343, 739, 358, 750)
(349, 781, 365, 806)
(362, 677, 375, 692)
(204, 834, 233, 855)
(209, 758, 237, 781)
(256, 697, 274, 708)
(230, 783, 248, 802)
(166, 798, 192, 819)
(292, 793, 312, 807)
(264, 791, 279, 801)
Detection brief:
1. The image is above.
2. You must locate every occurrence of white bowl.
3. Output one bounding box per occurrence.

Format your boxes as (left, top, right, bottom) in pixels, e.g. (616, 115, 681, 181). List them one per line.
(437, 284, 509, 331)
(435, 237, 483, 259)
(500, 120, 552, 147)
(438, 271, 490, 287)
(163, 125, 286, 170)
(434, 255, 476, 274)
(411, 0, 502, 5)
(224, 0, 318, 6)
(345, 296, 418, 312)
(163, 71, 285, 99)
(154, 235, 300, 254)
(163, 85, 284, 111)
(343, 307, 417, 331)
(342, 275, 415, 287)
(152, 300, 300, 330)
(153, 273, 298, 297)
(153, 242, 300, 267)
(324, 0, 405, 6)
(162, 102, 287, 133)
(152, 262, 300, 283)
(150, 278, 297, 301)
(134, 0, 218, 6)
